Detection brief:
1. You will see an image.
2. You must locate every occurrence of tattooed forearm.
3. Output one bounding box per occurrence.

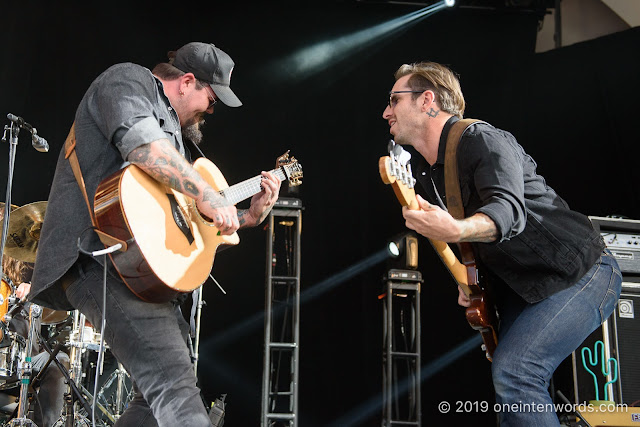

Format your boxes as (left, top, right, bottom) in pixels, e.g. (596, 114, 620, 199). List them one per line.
(237, 209, 250, 227)
(458, 213, 499, 243)
(202, 188, 230, 210)
(237, 208, 271, 228)
(184, 180, 199, 197)
(128, 139, 212, 201)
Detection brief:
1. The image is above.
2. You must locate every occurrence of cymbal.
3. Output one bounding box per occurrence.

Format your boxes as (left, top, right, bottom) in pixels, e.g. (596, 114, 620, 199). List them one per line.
(0, 202, 20, 215)
(41, 307, 70, 325)
(3, 201, 47, 263)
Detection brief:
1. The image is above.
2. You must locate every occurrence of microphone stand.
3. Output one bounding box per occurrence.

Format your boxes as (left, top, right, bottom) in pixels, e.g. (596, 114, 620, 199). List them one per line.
(1, 114, 48, 268)
(192, 286, 204, 376)
(0, 119, 20, 269)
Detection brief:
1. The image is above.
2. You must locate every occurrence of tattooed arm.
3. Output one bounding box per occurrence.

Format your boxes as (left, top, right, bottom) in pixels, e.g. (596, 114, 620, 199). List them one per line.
(127, 139, 240, 235)
(402, 194, 499, 243)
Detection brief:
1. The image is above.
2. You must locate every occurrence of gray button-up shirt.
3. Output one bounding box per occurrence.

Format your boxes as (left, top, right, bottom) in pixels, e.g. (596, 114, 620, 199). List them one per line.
(31, 63, 187, 310)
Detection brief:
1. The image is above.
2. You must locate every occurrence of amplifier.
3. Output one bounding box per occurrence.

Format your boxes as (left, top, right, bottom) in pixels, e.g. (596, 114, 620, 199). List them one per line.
(570, 285, 640, 406)
(274, 197, 303, 209)
(590, 216, 640, 274)
(614, 286, 640, 405)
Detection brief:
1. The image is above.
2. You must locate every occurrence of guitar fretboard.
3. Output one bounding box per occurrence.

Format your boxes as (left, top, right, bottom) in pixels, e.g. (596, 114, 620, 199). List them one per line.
(220, 167, 286, 205)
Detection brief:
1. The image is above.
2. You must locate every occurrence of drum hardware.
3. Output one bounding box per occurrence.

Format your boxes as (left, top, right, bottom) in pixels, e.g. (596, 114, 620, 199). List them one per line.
(34, 325, 93, 427)
(52, 311, 132, 426)
(1, 304, 119, 426)
(7, 303, 41, 426)
(52, 311, 102, 426)
(0, 292, 131, 425)
(0, 331, 26, 380)
(95, 362, 132, 421)
(0, 295, 27, 382)
(1, 297, 28, 334)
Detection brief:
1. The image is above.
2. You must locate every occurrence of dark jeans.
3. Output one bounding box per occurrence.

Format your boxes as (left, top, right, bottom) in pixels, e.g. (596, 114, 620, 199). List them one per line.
(492, 250, 622, 426)
(63, 257, 212, 427)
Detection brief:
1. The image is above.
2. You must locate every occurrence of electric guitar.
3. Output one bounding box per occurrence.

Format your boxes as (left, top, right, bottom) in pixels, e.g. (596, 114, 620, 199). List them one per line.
(379, 144, 498, 361)
(93, 151, 302, 303)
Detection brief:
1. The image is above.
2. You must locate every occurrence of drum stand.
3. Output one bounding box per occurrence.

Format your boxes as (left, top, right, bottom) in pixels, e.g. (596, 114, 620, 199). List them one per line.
(54, 311, 106, 426)
(8, 304, 40, 426)
(5, 306, 114, 426)
(53, 310, 132, 426)
(38, 321, 93, 427)
(4, 304, 93, 426)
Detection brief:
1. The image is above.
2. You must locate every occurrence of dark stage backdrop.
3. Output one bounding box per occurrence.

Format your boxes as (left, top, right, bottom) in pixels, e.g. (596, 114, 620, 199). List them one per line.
(1, 2, 639, 426)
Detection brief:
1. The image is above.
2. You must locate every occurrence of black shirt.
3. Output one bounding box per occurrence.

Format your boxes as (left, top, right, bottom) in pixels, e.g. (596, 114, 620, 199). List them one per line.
(413, 117, 604, 303)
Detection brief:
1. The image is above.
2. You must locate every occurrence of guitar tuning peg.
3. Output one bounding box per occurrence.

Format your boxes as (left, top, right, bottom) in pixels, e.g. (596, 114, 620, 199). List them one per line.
(398, 149, 412, 166)
(276, 150, 291, 167)
(387, 139, 396, 154)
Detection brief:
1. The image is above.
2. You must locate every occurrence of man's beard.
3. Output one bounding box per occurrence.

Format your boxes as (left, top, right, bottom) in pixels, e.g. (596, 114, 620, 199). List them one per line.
(182, 117, 205, 145)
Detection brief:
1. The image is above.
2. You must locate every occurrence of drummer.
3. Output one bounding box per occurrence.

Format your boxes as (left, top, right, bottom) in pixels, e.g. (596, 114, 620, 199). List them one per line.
(1, 207, 69, 427)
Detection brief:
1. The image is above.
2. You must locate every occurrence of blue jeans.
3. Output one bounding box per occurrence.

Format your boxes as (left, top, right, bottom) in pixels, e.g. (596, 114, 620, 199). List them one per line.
(64, 256, 212, 427)
(492, 250, 622, 427)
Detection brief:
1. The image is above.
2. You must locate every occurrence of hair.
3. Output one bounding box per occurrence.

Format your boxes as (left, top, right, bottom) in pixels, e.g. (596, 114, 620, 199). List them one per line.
(152, 54, 208, 90)
(394, 62, 465, 118)
(2, 255, 30, 285)
(0, 209, 32, 284)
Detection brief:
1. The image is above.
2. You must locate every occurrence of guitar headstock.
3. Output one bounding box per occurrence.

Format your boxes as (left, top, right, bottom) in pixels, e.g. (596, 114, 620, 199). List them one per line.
(276, 150, 303, 187)
(379, 140, 418, 210)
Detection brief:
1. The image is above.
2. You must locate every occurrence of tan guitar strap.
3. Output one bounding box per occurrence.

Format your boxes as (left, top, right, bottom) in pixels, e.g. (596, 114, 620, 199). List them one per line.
(64, 123, 128, 251)
(444, 118, 483, 263)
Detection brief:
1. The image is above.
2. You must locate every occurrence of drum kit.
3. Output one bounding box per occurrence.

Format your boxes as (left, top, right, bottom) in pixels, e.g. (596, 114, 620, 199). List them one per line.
(0, 201, 134, 426)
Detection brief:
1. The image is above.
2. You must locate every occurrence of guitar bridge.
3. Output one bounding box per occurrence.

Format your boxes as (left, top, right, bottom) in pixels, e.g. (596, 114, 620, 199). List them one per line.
(167, 193, 195, 244)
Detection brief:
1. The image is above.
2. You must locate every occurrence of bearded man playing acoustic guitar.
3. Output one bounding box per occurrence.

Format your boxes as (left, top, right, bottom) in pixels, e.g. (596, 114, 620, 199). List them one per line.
(30, 42, 280, 426)
(382, 61, 621, 426)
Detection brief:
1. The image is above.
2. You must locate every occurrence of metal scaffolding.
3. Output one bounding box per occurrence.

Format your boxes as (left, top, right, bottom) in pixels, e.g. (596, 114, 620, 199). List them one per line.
(261, 198, 302, 427)
(382, 269, 423, 426)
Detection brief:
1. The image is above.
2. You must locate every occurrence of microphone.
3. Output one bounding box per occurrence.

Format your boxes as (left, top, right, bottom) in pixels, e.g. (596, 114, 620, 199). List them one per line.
(7, 113, 49, 152)
(31, 129, 49, 152)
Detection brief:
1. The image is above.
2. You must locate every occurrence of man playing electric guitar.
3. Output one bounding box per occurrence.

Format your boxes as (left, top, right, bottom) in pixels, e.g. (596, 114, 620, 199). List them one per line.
(30, 42, 280, 426)
(382, 61, 621, 426)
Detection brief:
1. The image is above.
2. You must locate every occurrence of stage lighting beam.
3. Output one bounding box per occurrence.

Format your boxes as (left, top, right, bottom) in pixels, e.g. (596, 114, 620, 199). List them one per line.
(205, 247, 393, 347)
(264, 1, 451, 83)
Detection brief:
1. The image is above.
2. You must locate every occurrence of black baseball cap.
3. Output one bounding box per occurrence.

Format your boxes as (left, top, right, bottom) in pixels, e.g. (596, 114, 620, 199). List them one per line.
(173, 42, 242, 107)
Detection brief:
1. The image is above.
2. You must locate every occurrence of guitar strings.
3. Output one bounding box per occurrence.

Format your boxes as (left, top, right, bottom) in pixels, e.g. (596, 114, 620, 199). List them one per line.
(220, 169, 286, 204)
(174, 168, 287, 223)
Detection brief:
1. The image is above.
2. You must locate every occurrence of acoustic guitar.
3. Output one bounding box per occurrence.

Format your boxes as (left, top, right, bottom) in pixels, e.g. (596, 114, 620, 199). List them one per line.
(379, 144, 498, 361)
(93, 151, 302, 303)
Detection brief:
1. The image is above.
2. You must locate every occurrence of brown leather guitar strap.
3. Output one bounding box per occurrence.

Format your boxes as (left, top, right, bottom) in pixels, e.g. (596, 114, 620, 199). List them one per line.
(64, 123, 127, 251)
(444, 118, 482, 264)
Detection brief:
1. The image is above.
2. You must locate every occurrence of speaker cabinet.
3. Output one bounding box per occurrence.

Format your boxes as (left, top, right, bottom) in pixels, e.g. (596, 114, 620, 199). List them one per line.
(570, 281, 640, 405)
(613, 283, 640, 405)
